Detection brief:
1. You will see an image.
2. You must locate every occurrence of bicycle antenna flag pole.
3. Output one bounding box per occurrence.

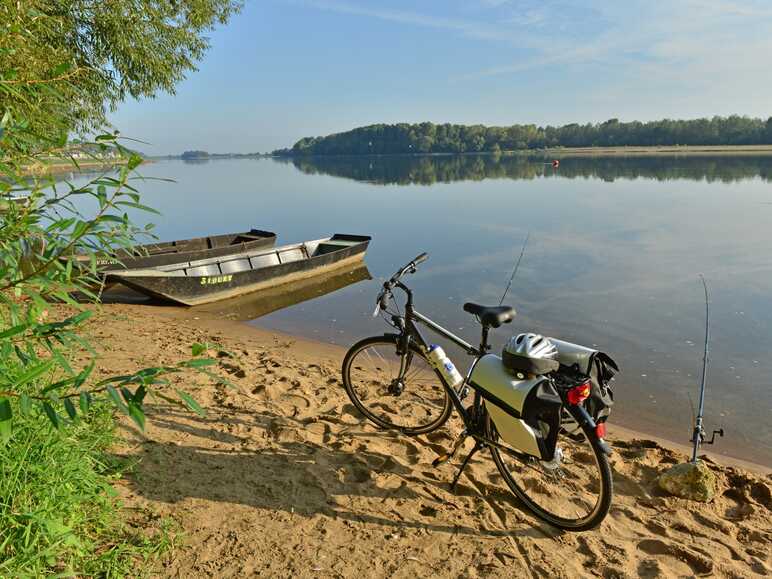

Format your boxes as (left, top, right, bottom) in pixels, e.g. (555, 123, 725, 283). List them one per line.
(690, 274, 724, 463)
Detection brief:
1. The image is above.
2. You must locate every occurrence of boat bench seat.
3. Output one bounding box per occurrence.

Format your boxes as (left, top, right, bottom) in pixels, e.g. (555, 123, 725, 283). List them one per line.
(186, 264, 220, 276)
(220, 258, 251, 274)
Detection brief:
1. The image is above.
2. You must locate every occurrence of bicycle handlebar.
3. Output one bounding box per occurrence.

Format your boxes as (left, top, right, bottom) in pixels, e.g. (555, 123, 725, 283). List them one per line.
(389, 252, 428, 283)
(372, 252, 429, 316)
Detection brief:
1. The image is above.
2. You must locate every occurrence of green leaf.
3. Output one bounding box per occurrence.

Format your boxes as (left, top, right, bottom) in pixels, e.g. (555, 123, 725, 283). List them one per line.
(63, 398, 78, 421)
(13, 359, 54, 388)
(128, 403, 145, 431)
(74, 361, 94, 389)
(0, 323, 29, 339)
(78, 392, 91, 415)
(127, 154, 143, 171)
(120, 386, 134, 404)
(42, 402, 60, 430)
(175, 389, 205, 417)
(133, 385, 147, 405)
(106, 385, 129, 414)
(0, 397, 12, 442)
(65, 310, 92, 326)
(191, 342, 207, 356)
(179, 358, 216, 368)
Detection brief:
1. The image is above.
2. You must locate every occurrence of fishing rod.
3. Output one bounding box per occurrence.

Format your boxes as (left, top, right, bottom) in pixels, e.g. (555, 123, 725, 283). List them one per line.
(499, 232, 529, 305)
(690, 274, 724, 462)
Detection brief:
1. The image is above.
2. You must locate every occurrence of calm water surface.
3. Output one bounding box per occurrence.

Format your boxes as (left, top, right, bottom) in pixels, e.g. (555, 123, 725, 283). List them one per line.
(73, 155, 772, 465)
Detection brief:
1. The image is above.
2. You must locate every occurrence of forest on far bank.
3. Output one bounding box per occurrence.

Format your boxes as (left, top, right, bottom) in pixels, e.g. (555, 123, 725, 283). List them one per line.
(274, 116, 772, 156)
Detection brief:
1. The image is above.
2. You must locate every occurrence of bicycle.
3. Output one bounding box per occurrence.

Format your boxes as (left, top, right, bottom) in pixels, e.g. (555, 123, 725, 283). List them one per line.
(341, 253, 613, 531)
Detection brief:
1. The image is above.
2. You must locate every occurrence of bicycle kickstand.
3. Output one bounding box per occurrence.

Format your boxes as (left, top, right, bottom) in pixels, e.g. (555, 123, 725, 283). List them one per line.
(451, 441, 483, 491)
(432, 429, 468, 467)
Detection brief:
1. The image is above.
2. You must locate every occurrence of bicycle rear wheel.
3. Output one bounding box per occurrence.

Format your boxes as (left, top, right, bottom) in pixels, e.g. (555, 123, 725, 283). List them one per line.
(486, 410, 613, 531)
(342, 335, 452, 435)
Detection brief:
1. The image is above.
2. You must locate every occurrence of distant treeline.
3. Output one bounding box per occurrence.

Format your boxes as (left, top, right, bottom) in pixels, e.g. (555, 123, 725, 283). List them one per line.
(277, 154, 772, 185)
(177, 150, 266, 160)
(273, 116, 772, 156)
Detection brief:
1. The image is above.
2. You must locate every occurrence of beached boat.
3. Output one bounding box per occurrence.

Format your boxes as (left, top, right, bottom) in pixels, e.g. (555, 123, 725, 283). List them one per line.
(107, 234, 371, 305)
(77, 229, 277, 271)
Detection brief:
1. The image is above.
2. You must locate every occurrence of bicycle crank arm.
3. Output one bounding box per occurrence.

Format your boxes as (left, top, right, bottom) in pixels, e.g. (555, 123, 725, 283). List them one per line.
(432, 430, 468, 467)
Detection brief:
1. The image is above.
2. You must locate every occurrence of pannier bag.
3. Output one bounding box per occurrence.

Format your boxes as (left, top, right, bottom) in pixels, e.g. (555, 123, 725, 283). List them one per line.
(549, 338, 619, 424)
(468, 355, 563, 461)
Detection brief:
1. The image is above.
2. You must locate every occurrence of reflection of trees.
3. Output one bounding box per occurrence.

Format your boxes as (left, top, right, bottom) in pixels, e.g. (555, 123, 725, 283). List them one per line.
(278, 154, 772, 185)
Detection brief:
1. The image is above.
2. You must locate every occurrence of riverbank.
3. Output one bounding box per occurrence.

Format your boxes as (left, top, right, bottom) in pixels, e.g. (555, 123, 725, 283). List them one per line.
(79, 302, 770, 577)
(545, 144, 772, 156)
(276, 144, 772, 160)
(20, 158, 140, 177)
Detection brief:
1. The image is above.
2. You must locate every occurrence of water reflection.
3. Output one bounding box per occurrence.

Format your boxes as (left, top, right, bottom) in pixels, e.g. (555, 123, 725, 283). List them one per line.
(279, 154, 772, 185)
(191, 264, 371, 321)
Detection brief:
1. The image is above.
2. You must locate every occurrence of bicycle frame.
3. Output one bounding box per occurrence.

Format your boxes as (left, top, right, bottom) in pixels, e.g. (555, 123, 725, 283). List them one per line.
(386, 280, 603, 461)
(389, 281, 494, 434)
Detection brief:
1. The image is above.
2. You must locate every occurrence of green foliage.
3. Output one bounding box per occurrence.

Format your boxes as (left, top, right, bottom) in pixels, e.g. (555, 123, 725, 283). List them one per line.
(274, 117, 772, 156)
(1, 1, 243, 574)
(0, 403, 173, 575)
(0, 0, 243, 156)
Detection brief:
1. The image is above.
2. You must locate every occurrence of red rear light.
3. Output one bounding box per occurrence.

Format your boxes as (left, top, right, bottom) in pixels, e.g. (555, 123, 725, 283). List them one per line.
(595, 422, 607, 439)
(566, 381, 591, 405)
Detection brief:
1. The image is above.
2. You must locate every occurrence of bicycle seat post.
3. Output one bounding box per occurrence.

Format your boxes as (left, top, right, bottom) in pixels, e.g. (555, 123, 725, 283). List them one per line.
(480, 324, 491, 352)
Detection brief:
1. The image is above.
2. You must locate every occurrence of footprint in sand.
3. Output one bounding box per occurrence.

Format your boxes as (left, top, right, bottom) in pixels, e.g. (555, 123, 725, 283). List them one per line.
(636, 538, 713, 576)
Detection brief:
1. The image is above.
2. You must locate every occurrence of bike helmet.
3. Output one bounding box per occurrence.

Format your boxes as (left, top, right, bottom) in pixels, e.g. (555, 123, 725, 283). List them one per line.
(502, 333, 560, 376)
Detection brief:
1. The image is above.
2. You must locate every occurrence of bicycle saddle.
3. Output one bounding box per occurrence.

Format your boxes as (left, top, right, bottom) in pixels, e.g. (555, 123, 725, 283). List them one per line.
(463, 303, 515, 328)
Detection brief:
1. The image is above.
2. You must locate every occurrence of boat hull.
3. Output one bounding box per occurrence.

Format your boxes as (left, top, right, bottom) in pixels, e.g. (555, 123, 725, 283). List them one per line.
(109, 234, 370, 306)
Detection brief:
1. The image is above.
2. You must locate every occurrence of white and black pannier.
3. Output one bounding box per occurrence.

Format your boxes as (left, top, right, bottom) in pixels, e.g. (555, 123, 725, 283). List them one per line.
(549, 338, 619, 424)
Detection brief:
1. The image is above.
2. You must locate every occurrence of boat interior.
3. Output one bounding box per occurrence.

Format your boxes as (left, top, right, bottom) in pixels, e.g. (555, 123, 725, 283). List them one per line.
(117, 229, 275, 257)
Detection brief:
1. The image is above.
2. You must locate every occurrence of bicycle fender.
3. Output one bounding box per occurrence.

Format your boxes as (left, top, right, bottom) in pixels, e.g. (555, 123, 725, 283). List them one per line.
(566, 403, 614, 456)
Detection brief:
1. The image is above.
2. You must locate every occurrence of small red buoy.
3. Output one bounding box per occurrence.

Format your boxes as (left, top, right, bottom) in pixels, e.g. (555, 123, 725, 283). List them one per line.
(552, 159, 560, 168)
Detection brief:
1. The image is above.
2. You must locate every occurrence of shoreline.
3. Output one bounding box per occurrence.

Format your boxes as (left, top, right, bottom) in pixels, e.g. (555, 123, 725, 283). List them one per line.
(19, 158, 147, 177)
(273, 144, 772, 160)
(107, 301, 771, 474)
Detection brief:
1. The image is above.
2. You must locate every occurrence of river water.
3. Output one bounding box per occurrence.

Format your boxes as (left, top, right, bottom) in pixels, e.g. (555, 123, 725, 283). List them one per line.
(70, 154, 772, 465)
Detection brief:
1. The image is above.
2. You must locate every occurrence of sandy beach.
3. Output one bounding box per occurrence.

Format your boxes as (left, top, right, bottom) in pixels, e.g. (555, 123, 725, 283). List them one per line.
(80, 303, 771, 577)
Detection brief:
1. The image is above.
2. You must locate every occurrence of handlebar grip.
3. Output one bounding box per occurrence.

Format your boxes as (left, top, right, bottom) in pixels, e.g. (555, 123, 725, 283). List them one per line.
(413, 252, 428, 265)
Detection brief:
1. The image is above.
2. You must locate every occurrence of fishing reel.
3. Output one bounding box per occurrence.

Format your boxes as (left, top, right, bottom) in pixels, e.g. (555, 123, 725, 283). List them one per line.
(692, 426, 725, 446)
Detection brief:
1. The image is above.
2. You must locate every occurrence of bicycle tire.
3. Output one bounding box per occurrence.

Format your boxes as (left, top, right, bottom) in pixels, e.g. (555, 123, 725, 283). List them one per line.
(486, 408, 613, 531)
(341, 335, 453, 435)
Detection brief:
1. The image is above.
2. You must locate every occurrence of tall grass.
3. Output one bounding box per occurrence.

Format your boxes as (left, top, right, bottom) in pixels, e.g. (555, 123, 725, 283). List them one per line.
(0, 400, 172, 576)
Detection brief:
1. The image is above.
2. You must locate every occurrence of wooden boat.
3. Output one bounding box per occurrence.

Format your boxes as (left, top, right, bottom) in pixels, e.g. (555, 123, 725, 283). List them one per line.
(193, 263, 371, 321)
(107, 234, 371, 306)
(77, 229, 277, 271)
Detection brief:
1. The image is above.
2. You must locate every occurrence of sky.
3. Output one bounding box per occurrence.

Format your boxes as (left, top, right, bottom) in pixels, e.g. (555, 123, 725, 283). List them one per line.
(112, 0, 772, 155)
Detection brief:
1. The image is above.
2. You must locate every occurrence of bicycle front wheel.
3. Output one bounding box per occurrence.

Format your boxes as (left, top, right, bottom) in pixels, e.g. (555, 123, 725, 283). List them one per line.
(342, 335, 452, 435)
(487, 410, 613, 531)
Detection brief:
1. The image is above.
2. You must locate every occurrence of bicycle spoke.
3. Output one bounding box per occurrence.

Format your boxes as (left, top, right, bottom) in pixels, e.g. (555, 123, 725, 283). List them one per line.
(344, 338, 451, 433)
